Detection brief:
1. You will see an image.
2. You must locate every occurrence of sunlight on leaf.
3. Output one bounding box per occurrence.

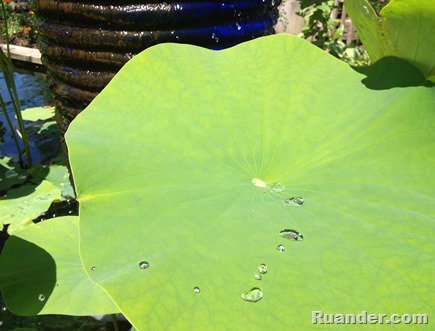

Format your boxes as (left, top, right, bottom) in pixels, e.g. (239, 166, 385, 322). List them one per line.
(66, 34, 435, 330)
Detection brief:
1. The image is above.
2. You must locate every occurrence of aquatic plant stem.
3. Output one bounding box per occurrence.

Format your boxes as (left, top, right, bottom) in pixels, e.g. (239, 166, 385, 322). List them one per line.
(0, 1, 32, 168)
(110, 314, 120, 331)
(0, 94, 22, 163)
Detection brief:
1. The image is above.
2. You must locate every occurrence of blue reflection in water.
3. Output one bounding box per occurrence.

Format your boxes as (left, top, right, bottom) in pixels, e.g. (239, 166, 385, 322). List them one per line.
(0, 69, 54, 162)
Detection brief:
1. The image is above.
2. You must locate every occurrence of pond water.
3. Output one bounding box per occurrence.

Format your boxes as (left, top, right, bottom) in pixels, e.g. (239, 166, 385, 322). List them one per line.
(0, 67, 56, 164)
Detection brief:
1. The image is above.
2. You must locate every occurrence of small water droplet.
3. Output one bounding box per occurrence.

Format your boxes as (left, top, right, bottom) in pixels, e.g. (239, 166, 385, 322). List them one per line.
(38, 294, 45, 302)
(91, 267, 96, 271)
(1, 306, 7, 312)
(236, 22, 242, 30)
(193, 287, 200, 293)
(282, 197, 304, 207)
(257, 264, 267, 274)
(277, 244, 285, 252)
(279, 229, 304, 241)
(241, 288, 263, 303)
(254, 273, 263, 280)
(139, 261, 149, 269)
(270, 183, 285, 193)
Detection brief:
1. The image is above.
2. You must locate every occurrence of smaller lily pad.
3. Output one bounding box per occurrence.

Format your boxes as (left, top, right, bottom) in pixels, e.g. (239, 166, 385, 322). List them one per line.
(20, 107, 55, 122)
(29, 164, 75, 198)
(0, 157, 28, 192)
(0, 180, 62, 234)
(0, 216, 119, 315)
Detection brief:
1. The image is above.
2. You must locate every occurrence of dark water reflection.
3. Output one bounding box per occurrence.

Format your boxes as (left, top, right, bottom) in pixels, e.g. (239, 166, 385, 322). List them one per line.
(0, 67, 55, 163)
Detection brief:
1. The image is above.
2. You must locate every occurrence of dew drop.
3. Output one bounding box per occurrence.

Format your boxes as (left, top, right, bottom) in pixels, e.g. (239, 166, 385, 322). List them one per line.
(282, 197, 304, 207)
(254, 273, 263, 280)
(139, 261, 149, 269)
(279, 229, 304, 241)
(1, 306, 7, 312)
(270, 183, 285, 193)
(277, 244, 285, 252)
(241, 288, 263, 303)
(257, 263, 267, 274)
(38, 294, 45, 302)
(193, 287, 201, 293)
(91, 266, 96, 271)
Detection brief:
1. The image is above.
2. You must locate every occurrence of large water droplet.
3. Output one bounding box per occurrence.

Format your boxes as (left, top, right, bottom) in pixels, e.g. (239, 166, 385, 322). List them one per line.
(279, 229, 304, 241)
(193, 287, 201, 293)
(38, 294, 45, 302)
(277, 244, 285, 252)
(139, 261, 149, 269)
(241, 288, 263, 303)
(270, 183, 285, 193)
(257, 264, 267, 274)
(282, 197, 304, 207)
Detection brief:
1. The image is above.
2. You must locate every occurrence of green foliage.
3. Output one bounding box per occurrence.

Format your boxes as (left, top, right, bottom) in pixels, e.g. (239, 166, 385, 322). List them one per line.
(0, 0, 41, 44)
(345, 0, 435, 79)
(0, 107, 74, 234)
(50, 34, 435, 330)
(0, 1, 434, 329)
(0, 216, 118, 315)
(298, 0, 390, 65)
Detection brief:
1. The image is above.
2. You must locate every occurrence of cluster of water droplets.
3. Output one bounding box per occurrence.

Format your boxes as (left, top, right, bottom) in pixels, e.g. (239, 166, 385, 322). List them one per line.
(242, 179, 306, 303)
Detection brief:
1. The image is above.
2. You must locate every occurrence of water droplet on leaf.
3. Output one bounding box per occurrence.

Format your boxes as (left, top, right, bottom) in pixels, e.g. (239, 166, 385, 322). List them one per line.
(193, 287, 200, 293)
(270, 183, 285, 193)
(254, 273, 263, 280)
(139, 261, 149, 269)
(257, 264, 267, 274)
(277, 244, 285, 252)
(279, 229, 304, 241)
(282, 197, 304, 207)
(241, 288, 263, 303)
(38, 294, 45, 302)
(91, 267, 96, 271)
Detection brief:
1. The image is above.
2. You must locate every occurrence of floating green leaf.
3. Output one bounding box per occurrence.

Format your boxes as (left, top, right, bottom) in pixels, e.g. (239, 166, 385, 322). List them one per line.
(20, 107, 55, 122)
(0, 180, 62, 234)
(29, 164, 75, 198)
(345, 0, 435, 79)
(0, 217, 119, 315)
(0, 157, 28, 192)
(66, 35, 435, 330)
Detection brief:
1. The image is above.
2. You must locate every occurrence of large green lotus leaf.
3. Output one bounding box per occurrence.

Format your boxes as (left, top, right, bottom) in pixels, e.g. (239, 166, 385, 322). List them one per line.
(0, 216, 119, 315)
(345, 0, 435, 79)
(66, 35, 435, 330)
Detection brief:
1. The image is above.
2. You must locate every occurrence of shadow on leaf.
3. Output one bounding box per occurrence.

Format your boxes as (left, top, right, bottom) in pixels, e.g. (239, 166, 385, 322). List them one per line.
(0, 237, 56, 315)
(352, 56, 432, 90)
